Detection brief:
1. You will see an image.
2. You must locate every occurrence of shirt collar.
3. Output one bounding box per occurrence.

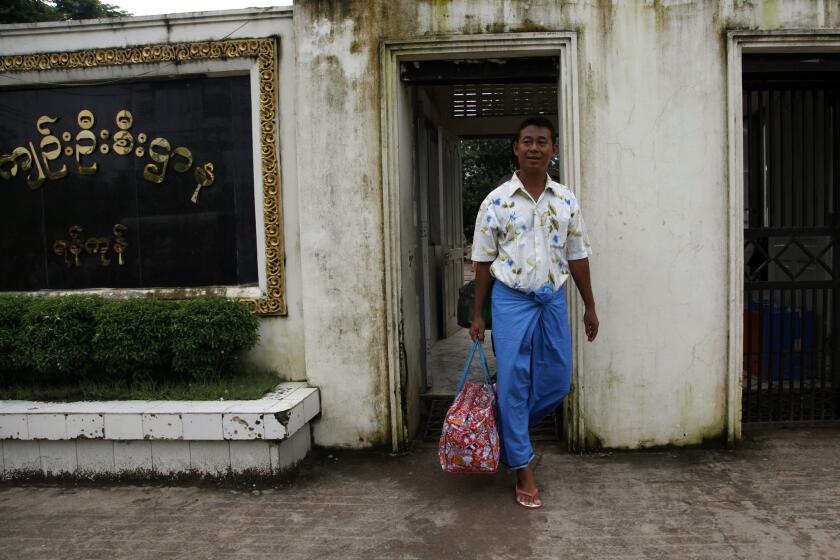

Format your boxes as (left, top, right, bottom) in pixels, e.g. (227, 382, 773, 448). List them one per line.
(508, 172, 560, 199)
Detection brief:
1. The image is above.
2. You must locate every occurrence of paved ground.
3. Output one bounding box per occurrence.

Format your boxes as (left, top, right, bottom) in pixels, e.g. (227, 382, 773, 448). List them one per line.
(1, 425, 839, 560)
(426, 262, 492, 395)
(429, 328, 496, 395)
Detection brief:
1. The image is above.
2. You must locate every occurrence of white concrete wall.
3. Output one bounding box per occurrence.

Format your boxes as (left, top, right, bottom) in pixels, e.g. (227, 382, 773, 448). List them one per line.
(4, 1, 838, 450)
(293, 4, 391, 446)
(293, 0, 840, 449)
(576, 3, 729, 447)
(0, 8, 307, 382)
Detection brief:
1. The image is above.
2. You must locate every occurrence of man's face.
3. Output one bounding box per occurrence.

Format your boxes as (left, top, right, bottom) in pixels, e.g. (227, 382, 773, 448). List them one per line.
(513, 124, 558, 175)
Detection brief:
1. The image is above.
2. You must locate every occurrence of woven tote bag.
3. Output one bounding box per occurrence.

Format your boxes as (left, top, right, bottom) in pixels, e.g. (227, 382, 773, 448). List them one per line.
(438, 339, 500, 474)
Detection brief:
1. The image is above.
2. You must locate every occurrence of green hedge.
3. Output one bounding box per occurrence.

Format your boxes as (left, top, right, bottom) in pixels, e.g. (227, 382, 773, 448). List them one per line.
(92, 298, 178, 383)
(0, 295, 259, 384)
(171, 297, 259, 382)
(0, 295, 33, 374)
(19, 296, 104, 380)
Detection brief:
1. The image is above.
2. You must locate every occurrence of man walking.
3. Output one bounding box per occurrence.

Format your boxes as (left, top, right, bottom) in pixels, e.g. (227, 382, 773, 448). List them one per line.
(470, 116, 599, 509)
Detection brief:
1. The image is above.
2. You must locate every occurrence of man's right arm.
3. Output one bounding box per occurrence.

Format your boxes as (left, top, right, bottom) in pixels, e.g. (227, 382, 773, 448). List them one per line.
(470, 262, 493, 342)
(470, 194, 498, 342)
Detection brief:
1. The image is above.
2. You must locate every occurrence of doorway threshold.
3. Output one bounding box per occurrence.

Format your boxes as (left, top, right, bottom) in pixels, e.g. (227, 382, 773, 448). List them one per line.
(418, 396, 563, 443)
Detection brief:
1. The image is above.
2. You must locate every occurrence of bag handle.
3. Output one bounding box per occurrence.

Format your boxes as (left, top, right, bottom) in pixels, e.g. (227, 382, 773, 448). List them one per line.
(456, 338, 493, 394)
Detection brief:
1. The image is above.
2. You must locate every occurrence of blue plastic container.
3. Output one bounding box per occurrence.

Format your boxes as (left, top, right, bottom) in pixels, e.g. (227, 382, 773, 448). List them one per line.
(750, 301, 814, 380)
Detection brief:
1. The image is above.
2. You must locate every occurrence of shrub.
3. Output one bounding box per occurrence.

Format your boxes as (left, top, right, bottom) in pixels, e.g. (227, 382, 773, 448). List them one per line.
(92, 298, 178, 383)
(0, 295, 33, 374)
(18, 295, 104, 380)
(171, 297, 259, 382)
(4, 295, 260, 387)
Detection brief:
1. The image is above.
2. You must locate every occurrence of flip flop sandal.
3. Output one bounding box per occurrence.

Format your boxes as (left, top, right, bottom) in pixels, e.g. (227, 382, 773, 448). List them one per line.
(514, 484, 543, 510)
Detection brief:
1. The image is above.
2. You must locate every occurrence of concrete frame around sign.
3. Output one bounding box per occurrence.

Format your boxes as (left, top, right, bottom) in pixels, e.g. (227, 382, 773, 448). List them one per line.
(379, 33, 584, 452)
(725, 29, 840, 447)
(0, 38, 286, 316)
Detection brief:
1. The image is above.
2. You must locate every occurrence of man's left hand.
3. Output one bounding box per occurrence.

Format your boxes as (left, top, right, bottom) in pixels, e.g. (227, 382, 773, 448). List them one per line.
(584, 307, 599, 341)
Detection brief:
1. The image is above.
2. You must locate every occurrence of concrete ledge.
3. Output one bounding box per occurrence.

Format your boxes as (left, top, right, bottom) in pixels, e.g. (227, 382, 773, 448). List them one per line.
(2, 426, 312, 477)
(0, 382, 319, 478)
(0, 382, 319, 442)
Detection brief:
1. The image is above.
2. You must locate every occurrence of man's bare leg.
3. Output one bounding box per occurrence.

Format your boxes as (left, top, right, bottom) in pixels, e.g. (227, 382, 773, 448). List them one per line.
(516, 465, 541, 507)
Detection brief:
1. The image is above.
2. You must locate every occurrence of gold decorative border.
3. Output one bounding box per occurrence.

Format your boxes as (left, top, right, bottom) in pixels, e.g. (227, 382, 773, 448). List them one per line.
(0, 39, 286, 316)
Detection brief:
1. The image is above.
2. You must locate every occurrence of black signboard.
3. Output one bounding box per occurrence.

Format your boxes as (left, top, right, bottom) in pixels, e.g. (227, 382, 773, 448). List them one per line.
(0, 75, 258, 291)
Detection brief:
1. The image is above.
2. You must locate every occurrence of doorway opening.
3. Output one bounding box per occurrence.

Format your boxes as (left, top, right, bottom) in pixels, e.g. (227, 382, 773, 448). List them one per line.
(396, 57, 565, 442)
(741, 53, 840, 423)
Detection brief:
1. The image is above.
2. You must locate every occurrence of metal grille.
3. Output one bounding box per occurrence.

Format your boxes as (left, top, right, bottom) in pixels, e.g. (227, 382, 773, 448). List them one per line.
(742, 77, 840, 422)
(451, 84, 557, 118)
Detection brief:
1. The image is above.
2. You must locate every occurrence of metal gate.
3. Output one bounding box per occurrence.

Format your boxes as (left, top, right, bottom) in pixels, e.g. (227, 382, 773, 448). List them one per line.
(742, 63, 840, 422)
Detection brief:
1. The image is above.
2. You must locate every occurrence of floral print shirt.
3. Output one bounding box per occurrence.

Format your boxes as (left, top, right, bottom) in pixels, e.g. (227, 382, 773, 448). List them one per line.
(471, 172, 591, 293)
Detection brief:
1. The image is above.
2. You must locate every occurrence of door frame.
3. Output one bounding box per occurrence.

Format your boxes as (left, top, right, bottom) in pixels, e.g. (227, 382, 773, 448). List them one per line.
(726, 30, 840, 446)
(380, 33, 583, 451)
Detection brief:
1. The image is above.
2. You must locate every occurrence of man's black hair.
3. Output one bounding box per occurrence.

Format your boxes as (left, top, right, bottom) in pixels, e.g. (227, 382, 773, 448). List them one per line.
(516, 116, 558, 144)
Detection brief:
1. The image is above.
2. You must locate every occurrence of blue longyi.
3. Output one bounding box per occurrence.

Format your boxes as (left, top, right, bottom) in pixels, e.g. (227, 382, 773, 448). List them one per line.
(491, 280, 571, 469)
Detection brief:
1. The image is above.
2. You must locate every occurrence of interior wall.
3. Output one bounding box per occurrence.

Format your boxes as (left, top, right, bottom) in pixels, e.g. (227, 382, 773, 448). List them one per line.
(417, 88, 445, 345)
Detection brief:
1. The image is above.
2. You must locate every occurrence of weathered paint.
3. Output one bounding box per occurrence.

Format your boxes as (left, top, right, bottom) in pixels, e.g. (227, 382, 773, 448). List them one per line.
(294, 2, 390, 447)
(3, 1, 839, 450)
(293, 0, 840, 449)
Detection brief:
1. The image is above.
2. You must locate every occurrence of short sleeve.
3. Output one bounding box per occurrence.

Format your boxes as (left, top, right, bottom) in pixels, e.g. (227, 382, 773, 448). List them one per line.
(565, 192, 591, 261)
(471, 196, 499, 262)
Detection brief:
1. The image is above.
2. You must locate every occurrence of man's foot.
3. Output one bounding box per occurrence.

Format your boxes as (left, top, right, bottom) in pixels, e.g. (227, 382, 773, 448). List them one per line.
(514, 466, 542, 509)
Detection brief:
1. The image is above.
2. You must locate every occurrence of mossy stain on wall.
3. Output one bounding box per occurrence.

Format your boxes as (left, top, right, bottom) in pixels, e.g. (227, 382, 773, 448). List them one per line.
(509, 18, 555, 33)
